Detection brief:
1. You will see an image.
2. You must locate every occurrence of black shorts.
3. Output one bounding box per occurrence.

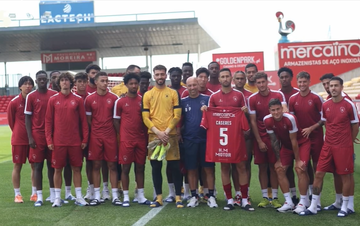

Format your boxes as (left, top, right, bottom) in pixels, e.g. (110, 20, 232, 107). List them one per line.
(183, 139, 214, 170)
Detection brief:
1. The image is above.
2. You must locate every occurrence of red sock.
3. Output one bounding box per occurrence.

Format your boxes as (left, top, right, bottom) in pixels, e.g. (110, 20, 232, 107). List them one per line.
(240, 184, 248, 199)
(223, 183, 232, 200)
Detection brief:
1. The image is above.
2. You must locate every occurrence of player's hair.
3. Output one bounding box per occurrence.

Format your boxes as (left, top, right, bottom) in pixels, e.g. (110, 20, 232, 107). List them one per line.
(196, 67, 210, 77)
(56, 72, 75, 89)
(268, 98, 282, 108)
(254, 72, 268, 81)
(297, 71, 310, 80)
(182, 62, 193, 68)
(277, 67, 293, 77)
(18, 76, 34, 88)
(219, 68, 231, 75)
(320, 73, 334, 81)
(124, 73, 140, 85)
(330, 76, 343, 85)
(36, 70, 47, 78)
(140, 71, 151, 80)
(234, 70, 245, 75)
(94, 71, 107, 81)
(74, 72, 88, 81)
(50, 71, 61, 77)
(208, 61, 220, 68)
(168, 67, 183, 75)
(153, 65, 167, 73)
(85, 63, 101, 73)
(126, 65, 141, 73)
(245, 63, 258, 72)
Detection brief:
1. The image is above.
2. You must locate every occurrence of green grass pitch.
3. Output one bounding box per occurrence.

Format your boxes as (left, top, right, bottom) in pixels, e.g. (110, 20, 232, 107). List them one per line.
(0, 126, 359, 226)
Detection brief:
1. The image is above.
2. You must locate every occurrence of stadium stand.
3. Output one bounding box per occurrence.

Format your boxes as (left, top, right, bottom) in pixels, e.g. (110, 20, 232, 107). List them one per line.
(0, 95, 16, 113)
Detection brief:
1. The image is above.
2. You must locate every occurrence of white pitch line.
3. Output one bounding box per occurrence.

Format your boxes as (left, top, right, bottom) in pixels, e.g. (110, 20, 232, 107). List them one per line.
(132, 203, 168, 226)
(0, 159, 11, 164)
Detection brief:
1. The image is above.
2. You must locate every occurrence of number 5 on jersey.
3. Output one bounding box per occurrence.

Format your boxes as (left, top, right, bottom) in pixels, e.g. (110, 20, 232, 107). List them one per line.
(220, 128, 228, 146)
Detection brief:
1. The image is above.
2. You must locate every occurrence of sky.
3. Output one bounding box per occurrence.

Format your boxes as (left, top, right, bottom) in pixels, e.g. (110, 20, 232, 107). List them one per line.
(1, 0, 360, 83)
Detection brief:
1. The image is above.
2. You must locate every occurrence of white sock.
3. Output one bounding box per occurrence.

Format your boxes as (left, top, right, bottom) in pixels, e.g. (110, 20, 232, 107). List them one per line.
(87, 181, 90, 186)
(348, 196, 354, 211)
(235, 191, 241, 196)
(317, 193, 321, 206)
(300, 195, 309, 207)
(137, 188, 146, 203)
(32, 186, 37, 195)
(272, 189, 278, 199)
(283, 192, 293, 205)
(308, 194, 319, 213)
(261, 189, 268, 198)
(103, 182, 109, 192)
(94, 187, 101, 200)
(14, 188, 21, 197)
(153, 187, 156, 200)
(196, 189, 199, 195)
(75, 187, 82, 199)
(341, 196, 349, 212)
(112, 188, 119, 201)
(54, 188, 61, 199)
(184, 183, 190, 197)
(248, 187, 250, 197)
(242, 198, 248, 207)
(290, 187, 296, 197)
(227, 198, 234, 205)
(65, 186, 71, 197)
(89, 184, 94, 193)
(123, 190, 129, 202)
(335, 193, 342, 206)
(308, 184, 313, 196)
(168, 183, 175, 197)
(37, 190, 43, 202)
(50, 188, 55, 201)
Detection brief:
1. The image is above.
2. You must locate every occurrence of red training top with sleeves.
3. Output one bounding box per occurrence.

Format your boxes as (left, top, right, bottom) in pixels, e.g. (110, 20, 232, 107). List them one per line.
(239, 88, 253, 100)
(7, 94, 28, 145)
(181, 88, 213, 98)
(208, 89, 246, 108)
(322, 98, 359, 146)
(74, 91, 90, 100)
(113, 95, 146, 141)
(264, 113, 308, 150)
(207, 83, 222, 93)
(201, 107, 249, 163)
(24, 89, 58, 133)
(169, 85, 187, 97)
(45, 92, 89, 146)
(248, 90, 286, 137)
(280, 87, 299, 104)
(326, 91, 351, 101)
(86, 84, 97, 94)
(85, 91, 118, 138)
(288, 91, 324, 138)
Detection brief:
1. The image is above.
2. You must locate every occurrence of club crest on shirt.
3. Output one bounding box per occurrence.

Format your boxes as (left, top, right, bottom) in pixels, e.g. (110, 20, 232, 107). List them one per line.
(32, 154, 36, 160)
(233, 96, 238, 102)
(308, 100, 313, 106)
(200, 100, 206, 106)
(125, 103, 129, 107)
(185, 104, 191, 112)
(138, 102, 142, 107)
(219, 99, 223, 102)
(70, 100, 76, 106)
(123, 155, 127, 162)
(52, 160, 56, 166)
(107, 98, 112, 104)
(283, 124, 287, 129)
(257, 101, 261, 105)
(36, 99, 40, 102)
(56, 101, 60, 105)
(340, 107, 345, 113)
(15, 155, 19, 160)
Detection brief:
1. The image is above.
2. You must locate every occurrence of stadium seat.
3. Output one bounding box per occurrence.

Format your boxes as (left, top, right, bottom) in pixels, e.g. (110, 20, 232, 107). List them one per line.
(351, 77, 360, 83)
(343, 81, 353, 87)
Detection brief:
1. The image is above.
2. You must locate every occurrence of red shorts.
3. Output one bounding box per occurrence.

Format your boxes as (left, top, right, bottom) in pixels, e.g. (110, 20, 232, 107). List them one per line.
(12, 145, 30, 164)
(253, 135, 276, 165)
(88, 137, 118, 162)
(119, 140, 147, 165)
(316, 144, 354, 175)
(309, 134, 323, 163)
(280, 140, 311, 167)
(29, 133, 51, 163)
(52, 146, 83, 169)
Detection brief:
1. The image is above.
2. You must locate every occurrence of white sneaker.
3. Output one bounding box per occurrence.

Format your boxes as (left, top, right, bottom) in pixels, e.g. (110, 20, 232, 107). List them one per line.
(52, 198, 62, 207)
(293, 203, 306, 214)
(66, 194, 76, 201)
(75, 197, 89, 206)
(187, 197, 199, 208)
(45, 196, 51, 202)
(102, 190, 110, 201)
(164, 195, 175, 203)
(207, 196, 218, 208)
(277, 202, 294, 213)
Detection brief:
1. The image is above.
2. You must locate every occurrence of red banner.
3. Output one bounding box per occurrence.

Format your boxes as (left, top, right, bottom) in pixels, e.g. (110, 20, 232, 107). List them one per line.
(213, 52, 264, 73)
(0, 113, 8, 126)
(278, 40, 360, 84)
(41, 51, 97, 64)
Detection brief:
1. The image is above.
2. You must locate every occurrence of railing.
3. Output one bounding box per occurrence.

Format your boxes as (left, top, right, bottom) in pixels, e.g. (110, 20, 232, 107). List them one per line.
(0, 11, 196, 28)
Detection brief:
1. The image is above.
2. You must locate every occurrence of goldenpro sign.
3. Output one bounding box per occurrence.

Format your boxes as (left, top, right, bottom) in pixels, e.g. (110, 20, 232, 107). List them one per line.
(39, 1, 94, 25)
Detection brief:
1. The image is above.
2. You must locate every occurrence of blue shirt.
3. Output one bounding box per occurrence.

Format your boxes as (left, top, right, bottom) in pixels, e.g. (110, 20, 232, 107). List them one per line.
(181, 94, 209, 143)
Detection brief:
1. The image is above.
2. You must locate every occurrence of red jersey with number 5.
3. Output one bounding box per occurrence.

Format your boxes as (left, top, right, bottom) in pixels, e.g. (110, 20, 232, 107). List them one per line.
(200, 107, 249, 163)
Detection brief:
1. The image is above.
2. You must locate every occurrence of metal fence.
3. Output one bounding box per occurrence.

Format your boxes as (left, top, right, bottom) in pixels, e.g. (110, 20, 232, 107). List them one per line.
(0, 74, 27, 96)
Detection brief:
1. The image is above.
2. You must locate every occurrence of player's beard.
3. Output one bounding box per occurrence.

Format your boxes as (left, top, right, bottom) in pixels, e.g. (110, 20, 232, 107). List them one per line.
(156, 79, 165, 86)
(89, 77, 95, 85)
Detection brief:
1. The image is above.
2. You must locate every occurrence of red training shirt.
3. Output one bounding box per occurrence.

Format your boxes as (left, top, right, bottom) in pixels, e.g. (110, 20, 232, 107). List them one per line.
(264, 113, 308, 150)
(7, 94, 28, 145)
(208, 89, 246, 108)
(326, 91, 351, 101)
(45, 92, 89, 146)
(85, 91, 118, 138)
(24, 89, 58, 134)
(74, 91, 90, 101)
(206, 83, 222, 93)
(280, 87, 299, 104)
(181, 88, 213, 98)
(86, 84, 97, 94)
(248, 90, 286, 137)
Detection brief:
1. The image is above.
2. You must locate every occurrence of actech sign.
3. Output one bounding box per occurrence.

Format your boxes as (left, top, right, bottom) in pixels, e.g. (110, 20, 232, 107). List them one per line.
(278, 40, 360, 82)
(213, 52, 264, 73)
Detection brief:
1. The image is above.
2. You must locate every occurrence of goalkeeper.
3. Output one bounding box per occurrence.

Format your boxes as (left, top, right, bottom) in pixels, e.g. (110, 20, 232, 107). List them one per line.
(142, 65, 183, 208)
